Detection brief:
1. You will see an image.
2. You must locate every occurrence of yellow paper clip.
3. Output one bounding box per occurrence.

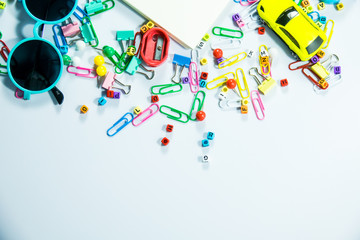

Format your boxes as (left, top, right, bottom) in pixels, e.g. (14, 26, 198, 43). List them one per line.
(249, 67, 276, 95)
(259, 45, 271, 76)
(218, 52, 247, 69)
(322, 20, 334, 49)
(235, 68, 250, 99)
(206, 72, 235, 90)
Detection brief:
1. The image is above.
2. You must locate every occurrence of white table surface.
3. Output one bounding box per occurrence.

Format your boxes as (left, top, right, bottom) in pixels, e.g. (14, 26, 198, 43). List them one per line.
(0, 1, 360, 240)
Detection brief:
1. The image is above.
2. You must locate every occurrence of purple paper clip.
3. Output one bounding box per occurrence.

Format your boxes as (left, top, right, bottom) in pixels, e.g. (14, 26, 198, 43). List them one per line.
(132, 103, 159, 127)
(251, 90, 265, 120)
(189, 62, 199, 93)
(67, 66, 97, 78)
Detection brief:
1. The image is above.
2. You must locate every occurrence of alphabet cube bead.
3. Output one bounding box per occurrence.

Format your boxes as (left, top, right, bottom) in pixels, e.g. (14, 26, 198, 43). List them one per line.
(0, 1, 6, 9)
(217, 57, 225, 65)
(98, 97, 107, 105)
(240, 105, 248, 114)
(336, 3, 344, 11)
(261, 56, 269, 65)
(202, 139, 210, 147)
(221, 86, 229, 93)
(241, 99, 249, 106)
(248, 50, 254, 58)
(200, 58, 208, 65)
(232, 13, 241, 22)
(280, 79, 289, 87)
(319, 79, 328, 88)
(166, 124, 174, 132)
(319, 16, 327, 24)
(202, 155, 209, 163)
(207, 132, 215, 140)
(198, 41, 205, 49)
(317, 2, 325, 10)
(151, 95, 159, 103)
(258, 27, 265, 35)
(316, 21, 323, 28)
(218, 92, 227, 100)
(203, 33, 210, 41)
(317, 50, 325, 58)
(199, 80, 206, 88)
(200, 72, 208, 80)
(182, 77, 190, 84)
(106, 90, 114, 98)
(146, 21, 154, 29)
(80, 105, 88, 114)
(301, 0, 310, 7)
(161, 137, 170, 146)
(113, 92, 121, 99)
(140, 25, 149, 34)
(334, 66, 341, 75)
(311, 55, 319, 64)
(134, 106, 142, 115)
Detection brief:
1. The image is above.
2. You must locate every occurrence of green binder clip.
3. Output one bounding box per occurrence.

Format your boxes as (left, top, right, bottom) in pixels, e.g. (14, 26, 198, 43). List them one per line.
(85, 0, 115, 17)
(117, 30, 134, 52)
(125, 56, 155, 80)
(189, 91, 206, 121)
(151, 83, 183, 95)
(80, 17, 99, 47)
(160, 105, 190, 123)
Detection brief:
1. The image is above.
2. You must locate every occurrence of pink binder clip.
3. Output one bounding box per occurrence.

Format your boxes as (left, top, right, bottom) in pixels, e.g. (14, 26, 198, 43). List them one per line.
(67, 66, 97, 78)
(189, 62, 199, 93)
(251, 90, 265, 120)
(132, 103, 159, 127)
(102, 72, 131, 94)
(61, 22, 81, 37)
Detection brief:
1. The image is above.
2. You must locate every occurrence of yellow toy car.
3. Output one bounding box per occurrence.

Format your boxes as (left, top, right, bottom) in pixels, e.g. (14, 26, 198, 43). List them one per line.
(257, 0, 327, 61)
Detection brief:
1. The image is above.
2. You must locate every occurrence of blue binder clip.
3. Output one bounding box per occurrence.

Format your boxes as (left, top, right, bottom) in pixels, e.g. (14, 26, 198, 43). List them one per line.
(171, 54, 191, 83)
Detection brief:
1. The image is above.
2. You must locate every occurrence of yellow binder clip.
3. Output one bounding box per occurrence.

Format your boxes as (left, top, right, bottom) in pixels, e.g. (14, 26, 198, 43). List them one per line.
(235, 68, 250, 99)
(249, 67, 276, 95)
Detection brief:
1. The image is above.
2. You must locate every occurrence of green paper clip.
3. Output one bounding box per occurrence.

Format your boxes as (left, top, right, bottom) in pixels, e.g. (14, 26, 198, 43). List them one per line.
(86, 0, 115, 17)
(160, 105, 190, 123)
(0, 31, 2, 40)
(189, 91, 206, 121)
(0, 64, 7, 74)
(151, 83, 183, 95)
(212, 27, 244, 39)
(81, 17, 99, 47)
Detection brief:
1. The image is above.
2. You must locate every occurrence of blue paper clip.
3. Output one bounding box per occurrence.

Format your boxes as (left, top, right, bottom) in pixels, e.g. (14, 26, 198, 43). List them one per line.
(52, 25, 68, 55)
(73, 6, 89, 21)
(171, 54, 191, 83)
(107, 112, 134, 137)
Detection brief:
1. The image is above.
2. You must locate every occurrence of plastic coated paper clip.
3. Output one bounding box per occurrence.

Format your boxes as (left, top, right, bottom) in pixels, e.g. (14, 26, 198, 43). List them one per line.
(151, 83, 183, 95)
(67, 66, 97, 78)
(212, 27, 244, 39)
(132, 103, 159, 127)
(189, 91, 206, 121)
(251, 90, 265, 120)
(52, 24, 68, 55)
(159, 105, 190, 123)
(107, 112, 134, 137)
(189, 62, 200, 93)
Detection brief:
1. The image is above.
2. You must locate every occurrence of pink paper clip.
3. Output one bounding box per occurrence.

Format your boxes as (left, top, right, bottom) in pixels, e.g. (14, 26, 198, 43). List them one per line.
(0, 40, 10, 61)
(67, 66, 97, 78)
(132, 103, 160, 127)
(251, 90, 265, 120)
(188, 62, 199, 93)
(61, 22, 81, 37)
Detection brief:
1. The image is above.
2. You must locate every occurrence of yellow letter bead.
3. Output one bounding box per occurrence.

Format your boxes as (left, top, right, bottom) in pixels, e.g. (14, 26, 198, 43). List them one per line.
(240, 105, 248, 114)
(80, 105, 88, 114)
(133, 106, 142, 115)
(146, 21, 154, 29)
(316, 21, 323, 28)
(126, 46, 136, 56)
(140, 25, 149, 34)
(0, 1, 6, 9)
(94, 55, 105, 66)
(200, 58, 208, 65)
(258, 77, 276, 95)
(241, 99, 249, 106)
(317, 2, 325, 10)
(336, 3, 344, 11)
(221, 86, 229, 93)
(203, 33, 211, 41)
(306, 5, 313, 13)
(261, 56, 269, 65)
(96, 65, 107, 77)
(317, 50, 325, 58)
(319, 79, 328, 88)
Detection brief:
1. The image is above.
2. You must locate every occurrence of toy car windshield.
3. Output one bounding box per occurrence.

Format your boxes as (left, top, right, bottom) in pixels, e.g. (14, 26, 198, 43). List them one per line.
(306, 36, 324, 54)
(276, 7, 299, 26)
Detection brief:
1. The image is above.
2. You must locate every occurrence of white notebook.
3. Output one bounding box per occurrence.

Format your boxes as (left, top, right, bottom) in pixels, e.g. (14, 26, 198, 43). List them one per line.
(121, 0, 229, 49)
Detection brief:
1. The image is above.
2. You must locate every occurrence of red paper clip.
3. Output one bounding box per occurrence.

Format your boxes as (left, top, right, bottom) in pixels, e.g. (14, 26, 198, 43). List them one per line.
(0, 40, 10, 62)
(302, 66, 329, 90)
